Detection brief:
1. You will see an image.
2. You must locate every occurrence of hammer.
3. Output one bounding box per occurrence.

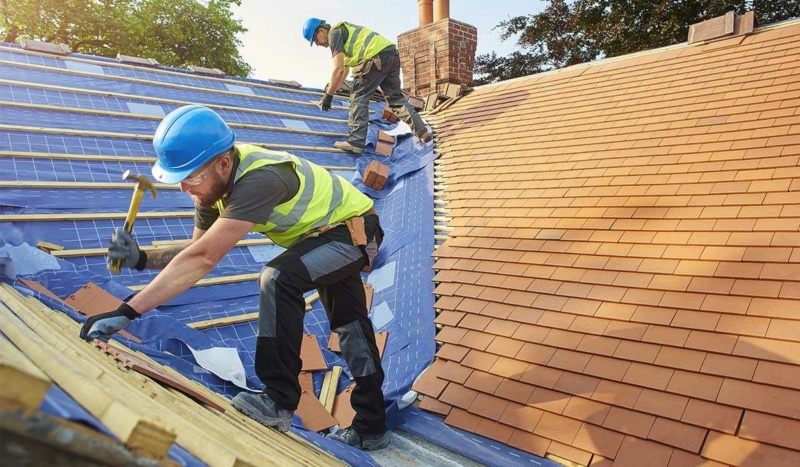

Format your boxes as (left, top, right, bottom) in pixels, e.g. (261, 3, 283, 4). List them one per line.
(108, 170, 158, 274)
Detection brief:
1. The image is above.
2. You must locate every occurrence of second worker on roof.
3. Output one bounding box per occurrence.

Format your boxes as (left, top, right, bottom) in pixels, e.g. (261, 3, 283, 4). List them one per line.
(303, 17, 432, 154)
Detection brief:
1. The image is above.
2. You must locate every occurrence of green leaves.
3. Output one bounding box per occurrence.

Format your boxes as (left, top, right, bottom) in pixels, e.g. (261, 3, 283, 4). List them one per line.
(474, 0, 799, 85)
(0, 0, 251, 77)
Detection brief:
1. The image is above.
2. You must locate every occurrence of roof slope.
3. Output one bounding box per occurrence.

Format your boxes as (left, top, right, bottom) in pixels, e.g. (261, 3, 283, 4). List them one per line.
(419, 19, 800, 467)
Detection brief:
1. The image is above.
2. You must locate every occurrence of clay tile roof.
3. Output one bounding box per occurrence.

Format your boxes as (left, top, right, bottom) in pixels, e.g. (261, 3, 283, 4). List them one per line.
(423, 19, 800, 466)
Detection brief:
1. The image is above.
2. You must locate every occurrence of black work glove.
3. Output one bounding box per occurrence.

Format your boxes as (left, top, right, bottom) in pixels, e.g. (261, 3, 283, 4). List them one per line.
(79, 303, 140, 341)
(320, 93, 333, 112)
(108, 228, 147, 271)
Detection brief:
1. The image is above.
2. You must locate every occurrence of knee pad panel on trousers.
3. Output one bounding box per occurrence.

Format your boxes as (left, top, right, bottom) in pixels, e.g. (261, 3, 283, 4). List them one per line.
(334, 321, 376, 378)
(258, 266, 281, 338)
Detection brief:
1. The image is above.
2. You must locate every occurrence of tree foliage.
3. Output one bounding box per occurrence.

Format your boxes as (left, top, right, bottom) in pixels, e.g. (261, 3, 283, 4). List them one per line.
(0, 0, 251, 76)
(475, 0, 800, 84)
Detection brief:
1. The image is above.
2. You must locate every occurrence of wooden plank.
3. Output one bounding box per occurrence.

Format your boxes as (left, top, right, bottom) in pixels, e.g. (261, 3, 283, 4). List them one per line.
(0, 333, 52, 414)
(0, 211, 192, 222)
(187, 292, 318, 329)
(0, 78, 347, 124)
(0, 101, 347, 138)
(11, 286, 339, 466)
(0, 293, 175, 460)
(320, 366, 342, 414)
(0, 124, 352, 153)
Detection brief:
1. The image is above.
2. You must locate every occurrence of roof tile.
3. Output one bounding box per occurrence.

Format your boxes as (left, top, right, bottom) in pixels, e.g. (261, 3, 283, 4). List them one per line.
(507, 429, 551, 457)
(681, 399, 742, 434)
(572, 423, 626, 459)
(533, 411, 582, 445)
(614, 436, 673, 467)
(702, 431, 800, 467)
(591, 380, 642, 409)
(739, 410, 800, 451)
(498, 401, 543, 432)
(647, 417, 707, 453)
(602, 407, 656, 438)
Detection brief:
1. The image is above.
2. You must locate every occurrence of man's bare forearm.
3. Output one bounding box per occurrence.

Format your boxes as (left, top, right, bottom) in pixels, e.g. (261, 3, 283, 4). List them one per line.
(145, 242, 192, 269)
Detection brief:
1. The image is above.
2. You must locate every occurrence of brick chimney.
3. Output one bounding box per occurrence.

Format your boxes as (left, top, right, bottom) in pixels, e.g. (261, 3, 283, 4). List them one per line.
(398, 0, 477, 97)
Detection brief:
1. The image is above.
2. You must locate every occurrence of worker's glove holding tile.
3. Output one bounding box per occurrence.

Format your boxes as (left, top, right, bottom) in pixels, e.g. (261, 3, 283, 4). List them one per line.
(108, 227, 146, 271)
(79, 303, 140, 341)
(320, 93, 333, 112)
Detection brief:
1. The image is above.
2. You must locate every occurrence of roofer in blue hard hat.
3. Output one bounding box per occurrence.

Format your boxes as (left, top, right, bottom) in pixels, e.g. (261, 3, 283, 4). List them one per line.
(303, 17, 431, 154)
(80, 104, 390, 450)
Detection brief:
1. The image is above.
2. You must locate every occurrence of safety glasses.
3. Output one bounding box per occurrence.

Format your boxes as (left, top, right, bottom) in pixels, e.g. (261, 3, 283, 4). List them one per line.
(181, 158, 218, 186)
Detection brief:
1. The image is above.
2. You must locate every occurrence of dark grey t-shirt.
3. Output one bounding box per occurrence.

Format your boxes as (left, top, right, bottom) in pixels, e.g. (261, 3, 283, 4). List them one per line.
(329, 26, 347, 58)
(194, 162, 300, 231)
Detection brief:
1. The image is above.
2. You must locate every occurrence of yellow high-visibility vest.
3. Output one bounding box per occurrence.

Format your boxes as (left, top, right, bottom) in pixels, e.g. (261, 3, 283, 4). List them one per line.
(216, 144, 373, 247)
(333, 22, 395, 67)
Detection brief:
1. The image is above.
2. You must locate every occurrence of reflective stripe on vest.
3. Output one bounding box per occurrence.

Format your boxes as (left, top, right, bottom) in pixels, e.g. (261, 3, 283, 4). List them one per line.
(217, 144, 373, 247)
(333, 22, 394, 67)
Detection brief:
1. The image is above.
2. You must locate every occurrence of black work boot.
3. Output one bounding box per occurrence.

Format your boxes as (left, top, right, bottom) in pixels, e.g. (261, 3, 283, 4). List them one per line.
(231, 392, 293, 432)
(326, 427, 390, 450)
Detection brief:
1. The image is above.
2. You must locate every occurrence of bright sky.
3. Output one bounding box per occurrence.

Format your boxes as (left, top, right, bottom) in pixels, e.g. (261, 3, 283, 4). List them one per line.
(231, 0, 545, 88)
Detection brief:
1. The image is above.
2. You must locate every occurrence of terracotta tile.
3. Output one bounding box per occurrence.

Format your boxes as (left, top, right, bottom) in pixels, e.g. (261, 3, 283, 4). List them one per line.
(64, 282, 141, 343)
(499, 401, 543, 432)
(667, 449, 726, 467)
(633, 388, 689, 420)
(767, 318, 800, 341)
(649, 274, 693, 292)
(484, 335, 525, 358)
(648, 417, 707, 453)
(631, 305, 677, 325)
(548, 349, 592, 373)
(468, 392, 509, 421)
(572, 423, 625, 459)
(622, 362, 675, 391)
(602, 407, 656, 438)
(702, 431, 800, 467)
(747, 297, 800, 320)
(577, 335, 621, 356)
(613, 271, 653, 288)
(445, 407, 483, 432)
(595, 303, 638, 322)
(488, 356, 529, 380)
(533, 411, 582, 445)
(584, 355, 631, 381)
(590, 455, 615, 467)
(434, 310, 466, 326)
(474, 418, 515, 444)
(546, 441, 593, 466)
(642, 325, 690, 347)
(666, 370, 723, 401)
(717, 378, 800, 419)
(455, 297, 489, 314)
(527, 387, 572, 414)
(591, 380, 642, 409)
(436, 326, 469, 345)
(569, 316, 611, 335)
(464, 370, 504, 394)
(332, 384, 357, 429)
(604, 321, 648, 340)
(412, 360, 448, 397)
(701, 353, 757, 380)
(622, 287, 666, 306)
(753, 360, 800, 390)
(439, 360, 473, 384)
(507, 429, 551, 457)
(684, 330, 737, 354)
(483, 319, 520, 337)
(681, 399, 742, 434)
(419, 396, 451, 416)
(458, 329, 495, 351)
(614, 340, 662, 364)
(672, 309, 721, 331)
(543, 329, 585, 349)
(436, 343, 470, 362)
(700, 294, 752, 314)
(511, 323, 551, 342)
(515, 342, 556, 365)
(740, 410, 800, 451)
(482, 302, 517, 319)
(439, 383, 479, 410)
(434, 295, 464, 311)
(614, 436, 674, 467)
(519, 364, 563, 389)
(733, 335, 800, 365)
(537, 310, 576, 329)
(553, 372, 600, 397)
(459, 313, 493, 331)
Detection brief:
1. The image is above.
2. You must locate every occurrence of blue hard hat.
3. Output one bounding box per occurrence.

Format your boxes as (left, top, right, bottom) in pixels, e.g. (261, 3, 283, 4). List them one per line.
(303, 18, 325, 46)
(152, 105, 235, 184)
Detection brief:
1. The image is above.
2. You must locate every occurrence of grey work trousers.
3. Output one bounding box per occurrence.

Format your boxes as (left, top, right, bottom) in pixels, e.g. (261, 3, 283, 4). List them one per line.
(347, 49, 427, 149)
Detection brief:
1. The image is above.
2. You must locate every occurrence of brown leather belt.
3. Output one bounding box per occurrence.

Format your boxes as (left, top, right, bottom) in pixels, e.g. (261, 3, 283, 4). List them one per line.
(300, 207, 378, 243)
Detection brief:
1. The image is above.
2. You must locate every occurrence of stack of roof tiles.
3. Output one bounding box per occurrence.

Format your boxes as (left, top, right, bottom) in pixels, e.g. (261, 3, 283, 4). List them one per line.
(418, 19, 800, 467)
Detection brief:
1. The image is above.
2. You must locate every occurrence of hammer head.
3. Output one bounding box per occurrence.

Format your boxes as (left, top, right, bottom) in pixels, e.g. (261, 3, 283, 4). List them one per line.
(122, 170, 158, 198)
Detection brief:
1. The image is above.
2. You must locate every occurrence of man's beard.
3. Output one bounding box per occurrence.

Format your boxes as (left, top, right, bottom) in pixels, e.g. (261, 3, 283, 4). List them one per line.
(192, 172, 228, 208)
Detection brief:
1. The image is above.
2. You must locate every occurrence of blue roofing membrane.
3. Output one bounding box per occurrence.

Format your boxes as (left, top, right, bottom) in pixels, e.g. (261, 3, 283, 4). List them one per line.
(0, 43, 554, 467)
